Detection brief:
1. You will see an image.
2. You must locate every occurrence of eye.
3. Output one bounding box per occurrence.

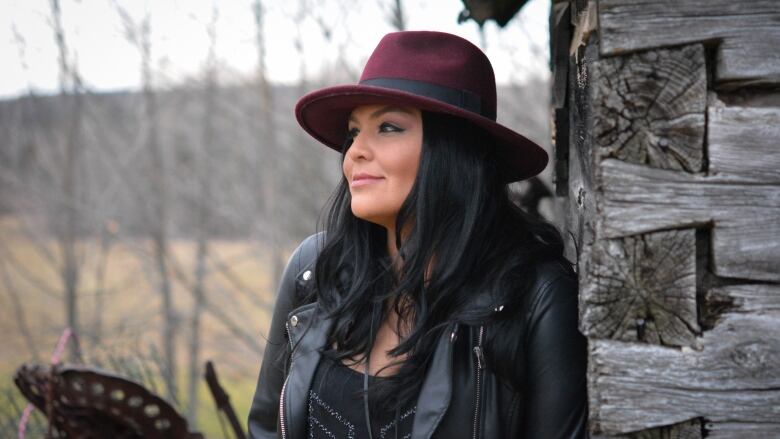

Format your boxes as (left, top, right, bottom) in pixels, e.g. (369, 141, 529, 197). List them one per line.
(379, 122, 403, 133)
(347, 127, 360, 138)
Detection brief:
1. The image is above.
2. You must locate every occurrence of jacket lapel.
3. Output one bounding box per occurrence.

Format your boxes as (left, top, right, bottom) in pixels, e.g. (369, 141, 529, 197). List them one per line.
(411, 322, 456, 439)
(284, 303, 332, 439)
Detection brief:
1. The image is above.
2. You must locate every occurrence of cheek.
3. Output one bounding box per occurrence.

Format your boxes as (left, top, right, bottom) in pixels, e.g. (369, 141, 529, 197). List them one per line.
(346, 131, 422, 225)
(395, 146, 421, 194)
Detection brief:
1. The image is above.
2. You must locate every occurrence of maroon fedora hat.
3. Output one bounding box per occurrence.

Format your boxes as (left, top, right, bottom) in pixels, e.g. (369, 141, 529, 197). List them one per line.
(294, 30, 548, 182)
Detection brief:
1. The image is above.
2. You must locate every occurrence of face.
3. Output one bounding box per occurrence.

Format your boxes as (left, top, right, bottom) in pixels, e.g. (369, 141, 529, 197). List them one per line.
(343, 104, 423, 230)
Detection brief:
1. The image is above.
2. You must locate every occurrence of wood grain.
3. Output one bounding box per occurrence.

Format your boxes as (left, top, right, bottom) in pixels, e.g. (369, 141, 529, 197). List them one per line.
(591, 45, 706, 172)
(580, 229, 699, 346)
(708, 100, 780, 183)
(589, 311, 780, 434)
(598, 0, 780, 84)
(597, 158, 780, 282)
(705, 421, 780, 439)
(704, 284, 780, 317)
(563, 32, 600, 267)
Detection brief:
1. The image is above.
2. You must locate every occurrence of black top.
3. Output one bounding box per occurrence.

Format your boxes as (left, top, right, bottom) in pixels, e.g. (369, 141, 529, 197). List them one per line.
(307, 354, 416, 439)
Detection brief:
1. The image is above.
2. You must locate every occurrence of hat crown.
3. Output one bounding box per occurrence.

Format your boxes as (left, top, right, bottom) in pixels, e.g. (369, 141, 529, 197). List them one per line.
(359, 31, 497, 120)
(294, 30, 549, 182)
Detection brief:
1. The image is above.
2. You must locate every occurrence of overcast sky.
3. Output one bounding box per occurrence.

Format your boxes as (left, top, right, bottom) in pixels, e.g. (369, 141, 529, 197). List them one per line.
(0, 0, 550, 99)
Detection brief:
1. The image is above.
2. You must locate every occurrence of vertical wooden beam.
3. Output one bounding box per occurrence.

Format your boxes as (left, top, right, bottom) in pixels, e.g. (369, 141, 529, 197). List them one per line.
(562, 2, 599, 269)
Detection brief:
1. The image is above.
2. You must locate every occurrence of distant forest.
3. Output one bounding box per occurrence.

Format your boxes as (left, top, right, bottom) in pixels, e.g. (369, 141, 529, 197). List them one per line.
(0, 79, 550, 243)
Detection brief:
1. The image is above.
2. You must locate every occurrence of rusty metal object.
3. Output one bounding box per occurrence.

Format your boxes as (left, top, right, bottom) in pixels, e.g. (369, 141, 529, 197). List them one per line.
(458, 0, 530, 27)
(14, 363, 203, 439)
(204, 360, 247, 439)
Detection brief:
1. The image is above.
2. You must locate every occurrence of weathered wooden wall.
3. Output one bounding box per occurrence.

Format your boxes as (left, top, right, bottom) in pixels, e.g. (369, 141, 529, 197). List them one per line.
(551, 0, 780, 436)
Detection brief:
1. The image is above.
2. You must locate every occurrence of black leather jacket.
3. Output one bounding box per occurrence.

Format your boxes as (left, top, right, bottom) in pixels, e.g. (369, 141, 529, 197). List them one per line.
(248, 232, 589, 438)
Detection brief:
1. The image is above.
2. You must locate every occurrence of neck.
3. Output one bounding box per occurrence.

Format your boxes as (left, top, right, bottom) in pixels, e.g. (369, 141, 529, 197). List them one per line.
(386, 225, 403, 275)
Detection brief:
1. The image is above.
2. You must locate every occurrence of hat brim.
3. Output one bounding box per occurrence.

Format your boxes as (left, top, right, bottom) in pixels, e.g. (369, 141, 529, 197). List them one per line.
(295, 84, 548, 183)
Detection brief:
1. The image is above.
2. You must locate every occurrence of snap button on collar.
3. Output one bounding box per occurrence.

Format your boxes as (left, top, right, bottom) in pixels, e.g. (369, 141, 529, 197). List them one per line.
(302, 270, 312, 281)
(290, 315, 299, 327)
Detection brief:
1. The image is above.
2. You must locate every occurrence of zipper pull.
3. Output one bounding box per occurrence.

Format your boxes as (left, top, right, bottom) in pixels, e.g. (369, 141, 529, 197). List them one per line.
(473, 346, 485, 370)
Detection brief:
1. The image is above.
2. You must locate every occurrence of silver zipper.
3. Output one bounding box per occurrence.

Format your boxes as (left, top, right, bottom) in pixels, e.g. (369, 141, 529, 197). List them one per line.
(279, 319, 295, 439)
(472, 325, 485, 439)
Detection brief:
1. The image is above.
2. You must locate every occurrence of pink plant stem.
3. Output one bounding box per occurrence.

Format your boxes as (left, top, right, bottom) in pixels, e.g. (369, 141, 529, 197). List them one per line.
(17, 327, 73, 439)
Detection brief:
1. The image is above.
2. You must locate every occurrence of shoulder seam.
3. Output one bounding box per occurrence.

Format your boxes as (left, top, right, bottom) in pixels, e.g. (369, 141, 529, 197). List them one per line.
(526, 270, 577, 326)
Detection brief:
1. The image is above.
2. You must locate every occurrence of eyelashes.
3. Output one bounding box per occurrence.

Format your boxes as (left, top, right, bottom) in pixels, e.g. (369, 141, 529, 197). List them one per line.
(346, 122, 404, 140)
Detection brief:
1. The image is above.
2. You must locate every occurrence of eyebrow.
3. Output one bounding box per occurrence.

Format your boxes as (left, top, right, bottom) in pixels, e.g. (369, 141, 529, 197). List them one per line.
(348, 106, 415, 123)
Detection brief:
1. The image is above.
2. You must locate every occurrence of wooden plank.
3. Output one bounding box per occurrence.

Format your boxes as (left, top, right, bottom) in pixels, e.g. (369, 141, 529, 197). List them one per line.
(551, 1, 572, 197)
(597, 158, 780, 282)
(563, 32, 600, 267)
(708, 100, 780, 183)
(551, 1, 571, 110)
(705, 284, 780, 316)
(598, 0, 780, 85)
(706, 422, 780, 439)
(588, 311, 780, 435)
(701, 283, 780, 331)
(580, 229, 699, 347)
(554, 106, 570, 197)
(591, 44, 706, 172)
(591, 419, 702, 438)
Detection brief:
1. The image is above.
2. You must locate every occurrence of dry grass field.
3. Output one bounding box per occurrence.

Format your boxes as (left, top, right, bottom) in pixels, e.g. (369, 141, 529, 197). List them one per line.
(0, 215, 289, 437)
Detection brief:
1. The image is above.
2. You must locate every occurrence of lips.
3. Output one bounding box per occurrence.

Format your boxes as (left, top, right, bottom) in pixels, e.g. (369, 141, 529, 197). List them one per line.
(351, 172, 383, 188)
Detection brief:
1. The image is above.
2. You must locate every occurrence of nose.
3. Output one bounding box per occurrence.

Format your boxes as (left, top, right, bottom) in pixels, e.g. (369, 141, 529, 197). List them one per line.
(346, 131, 372, 162)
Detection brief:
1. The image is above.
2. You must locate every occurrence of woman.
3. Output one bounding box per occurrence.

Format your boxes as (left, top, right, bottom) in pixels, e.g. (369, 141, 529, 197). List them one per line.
(248, 31, 588, 439)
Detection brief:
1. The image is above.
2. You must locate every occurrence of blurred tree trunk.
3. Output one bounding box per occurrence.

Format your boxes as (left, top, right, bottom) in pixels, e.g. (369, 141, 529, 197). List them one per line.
(186, 3, 218, 427)
(114, 0, 178, 401)
(388, 0, 406, 30)
(253, 0, 283, 294)
(90, 221, 115, 347)
(139, 12, 178, 404)
(50, 0, 84, 361)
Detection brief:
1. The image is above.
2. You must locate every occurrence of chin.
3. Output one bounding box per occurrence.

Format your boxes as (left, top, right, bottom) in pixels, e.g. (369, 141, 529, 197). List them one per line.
(350, 205, 392, 228)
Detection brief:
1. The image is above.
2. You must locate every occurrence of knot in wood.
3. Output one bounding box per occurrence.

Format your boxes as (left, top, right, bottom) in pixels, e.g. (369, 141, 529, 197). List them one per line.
(730, 341, 772, 376)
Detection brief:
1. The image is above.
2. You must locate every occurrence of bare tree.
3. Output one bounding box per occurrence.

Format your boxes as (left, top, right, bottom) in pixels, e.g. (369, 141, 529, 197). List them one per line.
(386, 0, 407, 31)
(253, 0, 285, 293)
(114, 2, 178, 403)
(50, 0, 86, 361)
(185, 2, 220, 427)
(89, 220, 117, 346)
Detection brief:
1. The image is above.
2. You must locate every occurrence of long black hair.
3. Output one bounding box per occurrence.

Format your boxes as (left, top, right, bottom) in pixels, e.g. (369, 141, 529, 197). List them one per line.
(312, 110, 568, 413)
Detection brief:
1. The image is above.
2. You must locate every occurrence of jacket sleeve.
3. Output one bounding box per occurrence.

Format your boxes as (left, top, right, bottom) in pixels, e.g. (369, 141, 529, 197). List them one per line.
(522, 268, 589, 438)
(247, 233, 321, 439)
